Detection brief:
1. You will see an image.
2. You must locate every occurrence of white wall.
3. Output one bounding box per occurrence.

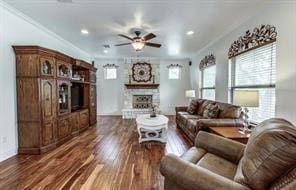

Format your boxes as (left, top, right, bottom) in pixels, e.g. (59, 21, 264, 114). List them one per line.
(95, 58, 191, 115)
(189, 2, 296, 124)
(160, 59, 191, 114)
(0, 1, 91, 162)
(96, 59, 125, 115)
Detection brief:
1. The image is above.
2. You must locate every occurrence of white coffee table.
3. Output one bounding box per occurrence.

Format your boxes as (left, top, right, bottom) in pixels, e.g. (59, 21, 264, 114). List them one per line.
(136, 114, 169, 143)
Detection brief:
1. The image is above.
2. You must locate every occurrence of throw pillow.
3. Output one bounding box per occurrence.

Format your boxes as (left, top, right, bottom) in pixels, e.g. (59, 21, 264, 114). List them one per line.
(219, 106, 242, 119)
(187, 100, 198, 114)
(203, 103, 220, 119)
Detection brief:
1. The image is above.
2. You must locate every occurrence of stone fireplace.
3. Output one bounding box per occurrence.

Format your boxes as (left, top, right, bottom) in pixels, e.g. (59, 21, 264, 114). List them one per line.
(122, 58, 160, 119)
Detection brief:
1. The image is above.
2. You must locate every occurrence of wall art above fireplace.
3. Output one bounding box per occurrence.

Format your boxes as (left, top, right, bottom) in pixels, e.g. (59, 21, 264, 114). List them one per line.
(228, 24, 277, 58)
(132, 62, 152, 82)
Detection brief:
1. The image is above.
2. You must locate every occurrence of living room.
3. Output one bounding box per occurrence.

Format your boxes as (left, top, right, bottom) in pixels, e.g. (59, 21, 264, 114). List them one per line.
(0, 0, 295, 189)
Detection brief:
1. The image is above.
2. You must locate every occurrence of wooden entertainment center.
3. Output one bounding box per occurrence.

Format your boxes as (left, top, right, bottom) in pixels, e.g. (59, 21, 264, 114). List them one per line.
(13, 46, 97, 154)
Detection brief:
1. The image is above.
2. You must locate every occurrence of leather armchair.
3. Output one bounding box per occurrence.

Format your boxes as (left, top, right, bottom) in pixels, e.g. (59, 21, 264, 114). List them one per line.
(160, 118, 296, 190)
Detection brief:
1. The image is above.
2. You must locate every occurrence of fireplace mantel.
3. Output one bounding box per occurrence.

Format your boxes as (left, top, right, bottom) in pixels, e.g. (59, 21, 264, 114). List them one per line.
(125, 84, 159, 89)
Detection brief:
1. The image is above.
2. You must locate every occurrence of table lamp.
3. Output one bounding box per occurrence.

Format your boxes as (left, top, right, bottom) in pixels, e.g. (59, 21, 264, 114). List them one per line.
(185, 90, 195, 98)
(185, 90, 196, 99)
(233, 90, 259, 134)
(185, 90, 196, 106)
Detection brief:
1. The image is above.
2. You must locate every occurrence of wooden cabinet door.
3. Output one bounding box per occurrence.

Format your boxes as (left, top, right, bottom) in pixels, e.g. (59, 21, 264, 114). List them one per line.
(41, 79, 57, 146)
(79, 110, 89, 131)
(58, 116, 71, 140)
(42, 121, 56, 146)
(41, 79, 57, 122)
(40, 56, 56, 77)
(90, 108, 97, 125)
(70, 112, 79, 135)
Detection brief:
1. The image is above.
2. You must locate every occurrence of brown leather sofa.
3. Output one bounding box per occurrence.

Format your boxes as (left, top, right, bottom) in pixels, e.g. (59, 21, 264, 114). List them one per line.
(160, 118, 296, 190)
(176, 99, 245, 142)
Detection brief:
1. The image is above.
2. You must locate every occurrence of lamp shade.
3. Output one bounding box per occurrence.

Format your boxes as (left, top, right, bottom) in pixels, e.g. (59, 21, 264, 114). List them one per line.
(233, 90, 259, 107)
(185, 90, 196, 98)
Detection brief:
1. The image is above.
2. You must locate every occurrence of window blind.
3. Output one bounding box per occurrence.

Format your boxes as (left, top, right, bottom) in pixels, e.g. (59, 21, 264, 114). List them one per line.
(230, 42, 276, 123)
(201, 65, 216, 100)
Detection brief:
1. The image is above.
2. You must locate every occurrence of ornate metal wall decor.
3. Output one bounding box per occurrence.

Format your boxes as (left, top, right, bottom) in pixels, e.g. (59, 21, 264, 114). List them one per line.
(132, 62, 152, 82)
(228, 24, 277, 58)
(167, 64, 183, 69)
(199, 54, 216, 70)
(103, 63, 119, 68)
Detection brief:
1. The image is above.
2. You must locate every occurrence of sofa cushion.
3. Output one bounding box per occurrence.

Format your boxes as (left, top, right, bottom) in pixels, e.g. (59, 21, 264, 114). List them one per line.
(180, 147, 206, 164)
(219, 105, 242, 119)
(197, 153, 237, 180)
(196, 100, 214, 116)
(177, 113, 200, 126)
(234, 118, 296, 189)
(203, 103, 220, 119)
(187, 99, 199, 114)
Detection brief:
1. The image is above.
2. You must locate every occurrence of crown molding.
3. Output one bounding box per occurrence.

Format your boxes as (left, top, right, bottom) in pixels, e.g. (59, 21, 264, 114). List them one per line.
(0, 0, 90, 60)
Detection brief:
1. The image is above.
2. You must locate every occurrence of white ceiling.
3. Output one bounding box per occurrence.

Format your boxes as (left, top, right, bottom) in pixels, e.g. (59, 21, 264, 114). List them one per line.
(4, 0, 270, 59)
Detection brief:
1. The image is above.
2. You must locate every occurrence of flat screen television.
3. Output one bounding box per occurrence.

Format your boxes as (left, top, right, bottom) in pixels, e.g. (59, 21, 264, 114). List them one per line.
(71, 83, 84, 111)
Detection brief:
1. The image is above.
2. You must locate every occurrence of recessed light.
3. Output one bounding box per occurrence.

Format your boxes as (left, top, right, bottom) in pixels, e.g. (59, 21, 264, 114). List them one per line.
(81, 29, 89, 35)
(103, 50, 108, 54)
(186, 31, 194, 35)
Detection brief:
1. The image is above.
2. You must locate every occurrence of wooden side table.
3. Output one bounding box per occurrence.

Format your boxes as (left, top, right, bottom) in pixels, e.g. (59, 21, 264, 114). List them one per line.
(208, 127, 250, 144)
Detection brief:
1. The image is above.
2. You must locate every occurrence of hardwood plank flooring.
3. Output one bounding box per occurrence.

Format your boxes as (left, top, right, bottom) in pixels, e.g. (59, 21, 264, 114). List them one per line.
(0, 116, 192, 190)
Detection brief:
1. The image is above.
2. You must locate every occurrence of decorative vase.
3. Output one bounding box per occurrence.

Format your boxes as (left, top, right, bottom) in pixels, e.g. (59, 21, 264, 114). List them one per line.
(150, 111, 156, 118)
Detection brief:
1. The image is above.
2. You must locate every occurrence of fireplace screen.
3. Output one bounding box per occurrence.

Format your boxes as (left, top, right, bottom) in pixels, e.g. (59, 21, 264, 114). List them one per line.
(133, 95, 152, 109)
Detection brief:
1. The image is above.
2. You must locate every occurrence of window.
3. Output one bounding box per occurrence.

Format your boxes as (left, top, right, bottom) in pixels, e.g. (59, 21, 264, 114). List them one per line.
(104, 68, 117, 79)
(169, 67, 180, 79)
(201, 65, 216, 100)
(229, 42, 276, 123)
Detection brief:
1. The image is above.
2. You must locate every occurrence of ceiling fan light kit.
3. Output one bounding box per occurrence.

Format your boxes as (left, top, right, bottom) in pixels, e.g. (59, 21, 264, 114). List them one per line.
(115, 31, 161, 51)
(132, 40, 145, 51)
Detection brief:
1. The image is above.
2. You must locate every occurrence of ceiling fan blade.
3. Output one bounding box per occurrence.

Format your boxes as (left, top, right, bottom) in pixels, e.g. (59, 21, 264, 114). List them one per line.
(143, 33, 156, 41)
(115, 42, 132, 46)
(118, 34, 133, 41)
(145, 42, 161, 48)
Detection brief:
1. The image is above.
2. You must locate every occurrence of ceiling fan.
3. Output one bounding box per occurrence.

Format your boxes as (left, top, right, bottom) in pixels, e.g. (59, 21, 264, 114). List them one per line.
(115, 31, 162, 51)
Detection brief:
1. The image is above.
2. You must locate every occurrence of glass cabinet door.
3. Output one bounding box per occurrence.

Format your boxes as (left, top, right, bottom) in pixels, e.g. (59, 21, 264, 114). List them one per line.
(90, 85, 96, 107)
(57, 62, 71, 78)
(40, 56, 55, 77)
(90, 71, 96, 83)
(58, 81, 70, 115)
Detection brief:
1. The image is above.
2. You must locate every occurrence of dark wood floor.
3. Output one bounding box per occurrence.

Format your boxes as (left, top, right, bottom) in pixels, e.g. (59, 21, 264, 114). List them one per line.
(0, 116, 191, 190)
